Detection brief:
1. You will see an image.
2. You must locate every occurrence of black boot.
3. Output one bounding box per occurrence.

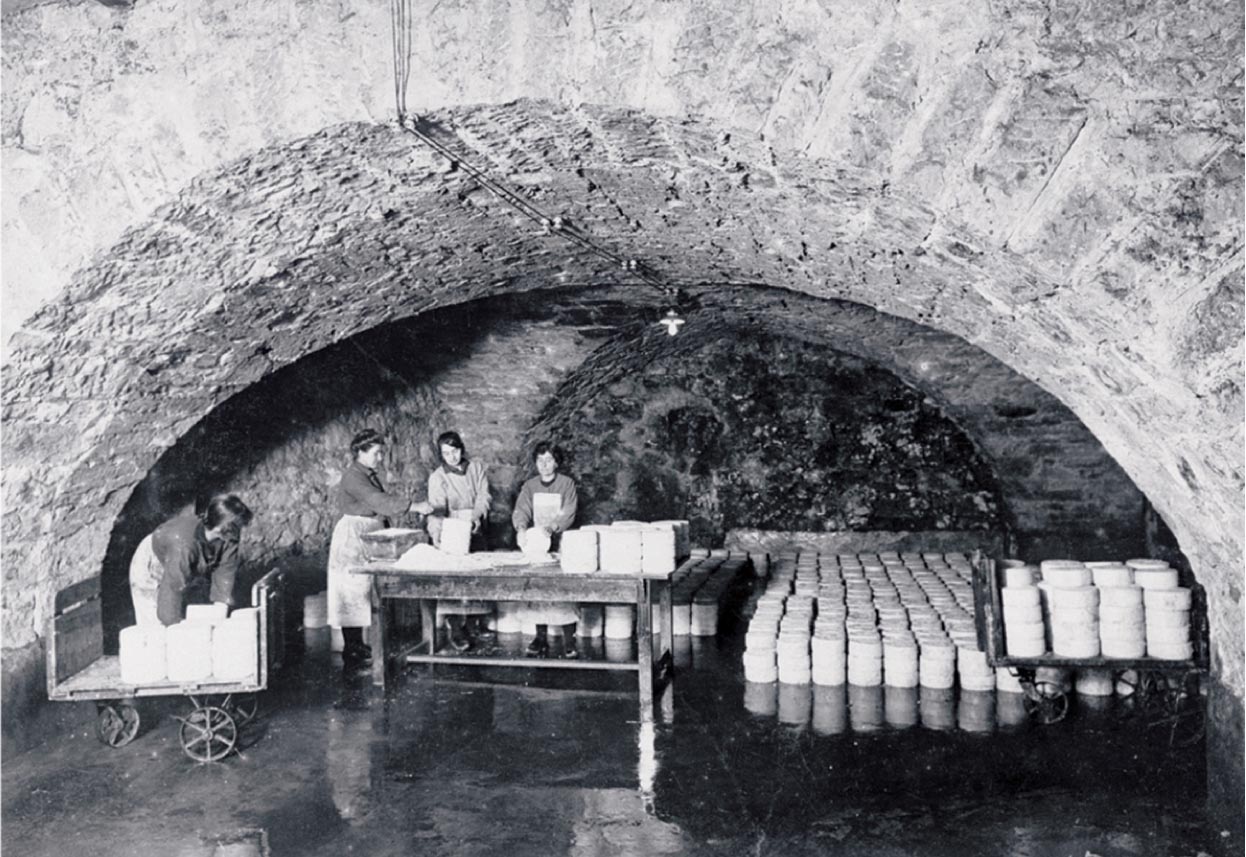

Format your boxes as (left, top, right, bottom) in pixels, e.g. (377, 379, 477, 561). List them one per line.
(560, 623, 579, 659)
(342, 627, 372, 665)
(526, 626, 550, 658)
(446, 616, 471, 653)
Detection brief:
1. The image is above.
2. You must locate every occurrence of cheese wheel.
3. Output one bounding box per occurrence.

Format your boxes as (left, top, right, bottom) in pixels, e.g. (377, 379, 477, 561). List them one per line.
(1001, 587, 1041, 608)
(1146, 624, 1190, 645)
(1005, 619, 1047, 641)
(1003, 566, 1035, 587)
(1047, 606, 1099, 627)
(1099, 622, 1146, 642)
(1090, 566, 1133, 587)
(1145, 608, 1191, 629)
(1098, 586, 1143, 608)
(1052, 637, 1100, 658)
(1147, 640, 1194, 661)
(1006, 636, 1046, 657)
(1126, 558, 1171, 571)
(1101, 638, 1147, 658)
(1047, 586, 1099, 609)
(1143, 587, 1192, 610)
(1133, 568, 1179, 590)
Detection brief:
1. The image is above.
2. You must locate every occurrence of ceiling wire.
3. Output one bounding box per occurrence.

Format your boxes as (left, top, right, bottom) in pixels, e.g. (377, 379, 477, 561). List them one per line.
(387, 0, 675, 297)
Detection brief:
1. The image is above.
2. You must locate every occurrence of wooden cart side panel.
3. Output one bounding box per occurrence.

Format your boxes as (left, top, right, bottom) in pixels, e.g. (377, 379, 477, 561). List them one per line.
(54, 577, 100, 615)
(47, 597, 103, 690)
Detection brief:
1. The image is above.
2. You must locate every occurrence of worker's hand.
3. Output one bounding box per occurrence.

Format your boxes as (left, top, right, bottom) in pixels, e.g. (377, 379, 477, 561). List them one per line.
(410, 500, 434, 516)
(538, 526, 552, 538)
(471, 518, 482, 534)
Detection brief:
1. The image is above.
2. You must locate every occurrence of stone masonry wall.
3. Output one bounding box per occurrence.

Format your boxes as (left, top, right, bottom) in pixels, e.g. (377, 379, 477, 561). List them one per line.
(536, 328, 1008, 547)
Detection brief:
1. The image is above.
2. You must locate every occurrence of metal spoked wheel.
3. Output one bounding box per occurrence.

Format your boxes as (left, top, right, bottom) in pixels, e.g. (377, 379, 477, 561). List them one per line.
(179, 706, 238, 763)
(95, 702, 141, 747)
(1023, 680, 1070, 724)
(1151, 672, 1206, 749)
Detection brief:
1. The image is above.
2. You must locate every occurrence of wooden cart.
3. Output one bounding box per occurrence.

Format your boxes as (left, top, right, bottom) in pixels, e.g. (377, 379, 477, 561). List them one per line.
(971, 553, 1208, 745)
(46, 568, 287, 762)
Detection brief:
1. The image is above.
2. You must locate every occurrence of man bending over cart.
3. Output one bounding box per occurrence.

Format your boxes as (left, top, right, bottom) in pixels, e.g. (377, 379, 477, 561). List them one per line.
(128, 494, 254, 626)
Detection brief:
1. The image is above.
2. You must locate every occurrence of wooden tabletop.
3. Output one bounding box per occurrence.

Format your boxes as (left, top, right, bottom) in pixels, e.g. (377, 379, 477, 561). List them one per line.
(350, 561, 675, 581)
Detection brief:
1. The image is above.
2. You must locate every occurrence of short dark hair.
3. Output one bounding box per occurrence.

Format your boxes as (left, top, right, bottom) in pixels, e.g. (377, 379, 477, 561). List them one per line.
(350, 429, 385, 456)
(202, 494, 253, 531)
(437, 431, 465, 453)
(533, 441, 558, 463)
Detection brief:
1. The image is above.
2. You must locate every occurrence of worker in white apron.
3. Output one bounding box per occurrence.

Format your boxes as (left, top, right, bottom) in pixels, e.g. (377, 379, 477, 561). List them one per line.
(426, 431, 493, 652)
(328, 429, 426, 666)
(511, 442, 579, 658)
(128, 495, 253, 627)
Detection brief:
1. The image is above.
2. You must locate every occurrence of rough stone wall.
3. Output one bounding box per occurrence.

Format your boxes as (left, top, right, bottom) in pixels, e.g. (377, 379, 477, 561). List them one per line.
(532, 328, 1007, 547)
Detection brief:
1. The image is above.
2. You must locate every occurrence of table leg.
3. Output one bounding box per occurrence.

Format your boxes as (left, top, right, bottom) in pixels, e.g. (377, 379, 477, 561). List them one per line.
(421, 600, 436, 659)
(371, 579, 387, 688)
(637, 581, 654, 722)
(659, 580, 675, 719)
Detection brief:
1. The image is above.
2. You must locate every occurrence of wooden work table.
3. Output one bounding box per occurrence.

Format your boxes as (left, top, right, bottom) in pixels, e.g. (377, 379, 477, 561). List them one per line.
(350, 560, 677, 721)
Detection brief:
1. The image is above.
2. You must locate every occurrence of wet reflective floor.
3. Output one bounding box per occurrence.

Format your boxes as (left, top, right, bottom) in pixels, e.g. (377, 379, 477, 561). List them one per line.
(3, 612, 1231, 857)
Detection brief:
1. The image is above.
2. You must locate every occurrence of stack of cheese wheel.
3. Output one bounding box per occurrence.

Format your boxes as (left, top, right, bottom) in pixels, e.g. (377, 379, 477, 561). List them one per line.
(1002, 583, 1045, 657)
(640, 524, 677, 575)
(119, 625, 168, 683)
(1075, 668, 1114, 696)
(743, 593, 783, 683)
(918, 637, 957, 690)
(600, 524, 644, 574)
(957, 644, 996, 691)
(1133, 560, 1192, 660)
(559, 529, 599, 573)
(882, 635, 919, 688)
(1041, 560, 1100, 657)
(1098, 581, 1145, 658)
(212, 607, 259, 681)
(778, 596, 813, 684)
(846, 629, 882, 686)
(604, 605, 636, 639)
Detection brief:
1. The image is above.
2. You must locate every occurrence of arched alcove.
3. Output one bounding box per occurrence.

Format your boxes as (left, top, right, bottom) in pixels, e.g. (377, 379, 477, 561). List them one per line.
(2, 104, 1239, 805)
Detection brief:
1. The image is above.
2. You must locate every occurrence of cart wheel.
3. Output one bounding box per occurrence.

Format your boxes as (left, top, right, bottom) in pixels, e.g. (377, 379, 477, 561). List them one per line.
(1154, 681, 1206, 749)
(95, 703, 141, 748)
(1023, 681, 1069, 724)
(230, 693, 259, 725)
(179, 706, 238, 762)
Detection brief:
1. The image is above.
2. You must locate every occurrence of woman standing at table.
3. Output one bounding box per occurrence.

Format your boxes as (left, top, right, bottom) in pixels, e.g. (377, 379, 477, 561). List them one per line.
(426, 431, 493, 652)
(512, 441, 580, 658)
(329, 429, 429, 666)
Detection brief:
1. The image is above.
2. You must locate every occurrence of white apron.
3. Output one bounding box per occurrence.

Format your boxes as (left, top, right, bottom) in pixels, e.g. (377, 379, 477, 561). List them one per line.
(128, 533, 163, 627)
(328, 515, 383, 628)
(525, 492, 578, 627)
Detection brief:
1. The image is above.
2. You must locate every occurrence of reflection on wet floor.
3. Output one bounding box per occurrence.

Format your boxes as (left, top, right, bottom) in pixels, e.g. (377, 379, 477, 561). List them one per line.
(1, 606, 1229, 857)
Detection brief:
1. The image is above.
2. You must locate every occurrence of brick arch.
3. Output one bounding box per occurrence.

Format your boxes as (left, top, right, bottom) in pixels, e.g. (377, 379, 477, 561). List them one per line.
(2, 102, 1240, 700)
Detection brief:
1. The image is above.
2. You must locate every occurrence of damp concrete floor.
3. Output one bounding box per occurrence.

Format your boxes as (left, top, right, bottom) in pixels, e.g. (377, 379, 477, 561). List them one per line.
(2, 604, 1231, 857)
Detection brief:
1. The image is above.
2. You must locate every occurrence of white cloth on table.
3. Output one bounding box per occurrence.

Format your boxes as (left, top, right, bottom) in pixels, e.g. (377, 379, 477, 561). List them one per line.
(328, 515, 382, 628)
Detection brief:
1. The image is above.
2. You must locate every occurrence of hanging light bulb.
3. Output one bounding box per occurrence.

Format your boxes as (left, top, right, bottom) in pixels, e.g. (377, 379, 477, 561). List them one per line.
(658, 309, 685, 336)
